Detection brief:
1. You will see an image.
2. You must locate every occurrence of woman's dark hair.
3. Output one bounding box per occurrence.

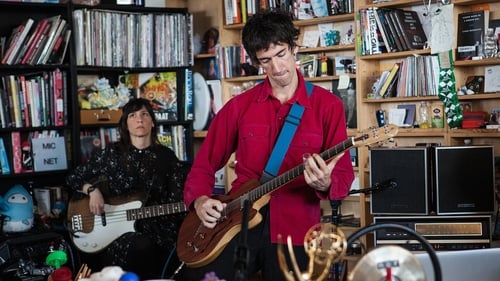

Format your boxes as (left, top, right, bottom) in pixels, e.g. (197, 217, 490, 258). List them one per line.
(241, 10, 299, 64)
(118, 98, 158, 147)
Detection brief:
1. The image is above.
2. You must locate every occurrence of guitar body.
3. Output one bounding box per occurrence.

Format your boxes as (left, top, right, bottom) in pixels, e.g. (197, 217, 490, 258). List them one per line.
(67, 195, 143, 253)
(67, 193, 187, 254)
(177, 178, 266, 268)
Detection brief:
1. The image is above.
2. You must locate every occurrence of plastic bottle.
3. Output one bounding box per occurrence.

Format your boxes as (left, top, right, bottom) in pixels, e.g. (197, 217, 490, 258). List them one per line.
(419, 101, 431, 129)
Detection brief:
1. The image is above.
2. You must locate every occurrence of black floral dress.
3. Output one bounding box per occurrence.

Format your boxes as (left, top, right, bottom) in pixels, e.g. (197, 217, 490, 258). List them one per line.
(66, 142, 188, 277)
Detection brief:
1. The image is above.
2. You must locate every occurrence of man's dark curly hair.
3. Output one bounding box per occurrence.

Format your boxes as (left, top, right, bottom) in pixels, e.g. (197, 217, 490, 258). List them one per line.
(242, 10, 299, 65)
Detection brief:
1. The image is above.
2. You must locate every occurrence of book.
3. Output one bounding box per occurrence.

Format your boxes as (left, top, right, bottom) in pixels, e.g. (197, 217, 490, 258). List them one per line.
(387, 9, 409, 51)
(382, 8, 405, 51)
(456, 10, 489, 60)
(298, 0, 314, 19)
(299, 54, 318, 78)
(0, 137, 10, 175)
(38, 17, 65, 64)
(11, 131, 22, 174)
(379, 62, 400, 97)
(24, 17, 54, 65)
(4, 18, 35, 65)
(52, 69, 64, 126)
(206, 79, 223, 129)
(0, 89, 6, 128)
(397, 104, 416, 127)
(334, 56, 355, 76)
(364, 8, 385, 54)
(310, 0, 329, 18)
(32, 15, 60, 65)
(20, 17, 50, 64)
(157, 125, 174, 151)
(373, 7, 397, 52)
(46, 25, 70, 64)
(392, 9, 427, 50)
(79, 132, 101, 164)
(122, 72, 179, 121)
(184, 68, 194, 121)
(2, 18, 35, 65)
(8, 75, 23, 128)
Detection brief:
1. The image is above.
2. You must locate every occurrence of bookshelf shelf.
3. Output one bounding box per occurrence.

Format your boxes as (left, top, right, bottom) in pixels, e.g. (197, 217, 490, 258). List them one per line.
(297, 44, 355, 54)
(360, 48, 431, 60)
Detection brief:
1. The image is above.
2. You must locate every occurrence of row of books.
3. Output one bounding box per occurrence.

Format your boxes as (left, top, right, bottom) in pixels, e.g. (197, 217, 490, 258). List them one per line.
(0, 15, 71, 65)
(373, 55, 439, 99)
(215, 45, 249, 79)
(72, 9, 193, 68)
(157, 124, 189, 161)
(80, 127, 121, 164)
(0, 130, 67, 175)
(224, 0, 354, 25)
(79, 124, 189, 165)
(358, 7, 427, 55)
(0, 69, 67, 129)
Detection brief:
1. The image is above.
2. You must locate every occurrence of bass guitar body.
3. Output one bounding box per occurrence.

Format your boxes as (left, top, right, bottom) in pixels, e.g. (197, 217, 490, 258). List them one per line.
(67, 195, 142, 253)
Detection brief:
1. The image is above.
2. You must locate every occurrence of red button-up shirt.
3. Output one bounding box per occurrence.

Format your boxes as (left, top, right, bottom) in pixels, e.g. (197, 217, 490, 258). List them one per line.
(184, 72, 354, 244)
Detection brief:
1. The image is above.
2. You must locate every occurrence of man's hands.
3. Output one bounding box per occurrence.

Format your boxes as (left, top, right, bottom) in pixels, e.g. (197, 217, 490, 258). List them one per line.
(194, 195, 227, 228)
(303, 152, 344, 192)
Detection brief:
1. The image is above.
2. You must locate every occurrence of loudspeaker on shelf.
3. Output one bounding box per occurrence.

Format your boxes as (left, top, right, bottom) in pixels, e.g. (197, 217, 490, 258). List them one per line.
(370, 147, 432, 215)
(434, 146, 495, 214)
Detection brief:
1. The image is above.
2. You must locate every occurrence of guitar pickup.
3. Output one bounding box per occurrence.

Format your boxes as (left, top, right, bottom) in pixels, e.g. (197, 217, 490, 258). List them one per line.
(101, 213, 107, 226)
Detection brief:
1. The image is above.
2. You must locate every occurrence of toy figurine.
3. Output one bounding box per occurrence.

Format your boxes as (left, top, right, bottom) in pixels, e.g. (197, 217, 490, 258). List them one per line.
(0, 184, 34, 232)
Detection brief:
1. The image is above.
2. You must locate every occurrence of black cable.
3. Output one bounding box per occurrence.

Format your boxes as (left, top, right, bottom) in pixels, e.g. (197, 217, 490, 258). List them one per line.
(346, 223, 442, 281)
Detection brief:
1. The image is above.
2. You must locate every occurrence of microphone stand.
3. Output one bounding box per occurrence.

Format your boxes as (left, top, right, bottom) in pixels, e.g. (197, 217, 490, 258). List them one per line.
(329, 200, 342, 281)
(327, 179, 397, 281)
(234, 199, 250, 281)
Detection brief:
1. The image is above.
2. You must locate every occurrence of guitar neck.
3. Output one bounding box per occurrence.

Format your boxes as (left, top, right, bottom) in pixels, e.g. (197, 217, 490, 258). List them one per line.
(256, 137, 354, 198)
(126, 202, 187, 220)
(226, 137, 355, 213)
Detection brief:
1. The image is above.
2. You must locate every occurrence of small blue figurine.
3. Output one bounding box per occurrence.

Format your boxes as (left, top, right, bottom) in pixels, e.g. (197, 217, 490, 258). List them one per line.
(0, 184, 34, 232)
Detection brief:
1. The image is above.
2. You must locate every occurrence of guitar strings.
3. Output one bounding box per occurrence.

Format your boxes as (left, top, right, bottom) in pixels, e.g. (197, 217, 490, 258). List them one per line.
(75, 208, 171, 226)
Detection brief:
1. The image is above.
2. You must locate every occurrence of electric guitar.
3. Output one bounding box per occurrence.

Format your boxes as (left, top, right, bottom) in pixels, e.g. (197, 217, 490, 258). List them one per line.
(177, 125, 399, 267)
(67, 193, 187, 253)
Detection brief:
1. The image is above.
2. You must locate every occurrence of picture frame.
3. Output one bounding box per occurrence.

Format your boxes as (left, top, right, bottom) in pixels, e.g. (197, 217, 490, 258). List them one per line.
(299, 54, 318, 78)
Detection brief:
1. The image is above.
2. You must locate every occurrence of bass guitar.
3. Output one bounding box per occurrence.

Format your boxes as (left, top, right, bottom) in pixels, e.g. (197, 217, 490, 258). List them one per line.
(177, 125, 398, 267)
(67, 193, 187, 253)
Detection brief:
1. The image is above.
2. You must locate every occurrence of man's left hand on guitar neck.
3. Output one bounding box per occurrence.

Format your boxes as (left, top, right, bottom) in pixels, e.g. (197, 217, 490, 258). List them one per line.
(303, 152, 345, 193)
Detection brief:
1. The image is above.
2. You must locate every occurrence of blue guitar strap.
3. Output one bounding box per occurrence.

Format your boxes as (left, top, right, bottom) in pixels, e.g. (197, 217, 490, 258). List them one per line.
(260, 82, 314, 184)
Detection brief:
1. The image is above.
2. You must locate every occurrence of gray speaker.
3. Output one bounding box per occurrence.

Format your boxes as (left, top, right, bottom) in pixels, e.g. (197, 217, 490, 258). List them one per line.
(370, 147, 431, 215)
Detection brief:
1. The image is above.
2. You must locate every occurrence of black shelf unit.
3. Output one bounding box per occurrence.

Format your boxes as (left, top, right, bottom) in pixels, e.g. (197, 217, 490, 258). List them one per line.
(0, 2, 194, 190)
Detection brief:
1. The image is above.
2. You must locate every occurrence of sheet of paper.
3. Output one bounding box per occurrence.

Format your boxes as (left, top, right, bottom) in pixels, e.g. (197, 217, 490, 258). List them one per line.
(388, 108, 407, 126)
(485, 65, 500, 93)
(302, 30, 320, 48)
(338, 75, 350, 90)
(431, 4, 455, 54)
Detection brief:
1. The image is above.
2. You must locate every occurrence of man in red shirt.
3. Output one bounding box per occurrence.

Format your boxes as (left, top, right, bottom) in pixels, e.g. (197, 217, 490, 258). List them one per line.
(181, 10, 354, 281)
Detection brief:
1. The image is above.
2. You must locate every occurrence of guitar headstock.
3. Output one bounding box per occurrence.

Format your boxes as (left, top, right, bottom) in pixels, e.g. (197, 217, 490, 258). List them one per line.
(352, 125, 399, 148)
